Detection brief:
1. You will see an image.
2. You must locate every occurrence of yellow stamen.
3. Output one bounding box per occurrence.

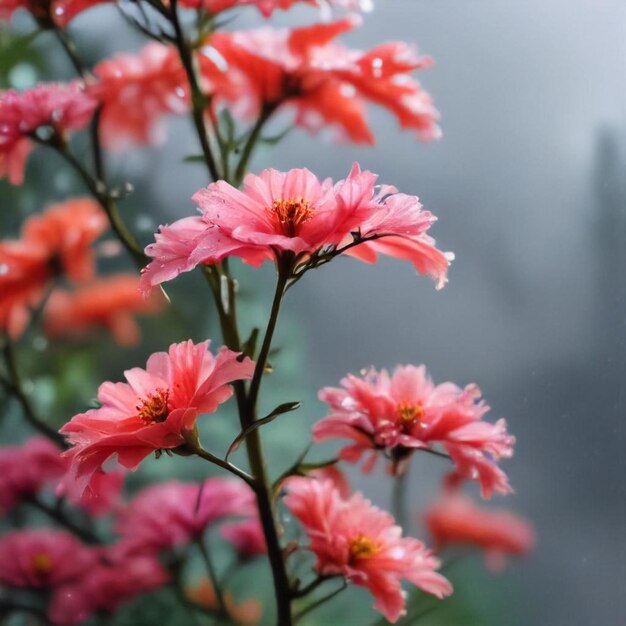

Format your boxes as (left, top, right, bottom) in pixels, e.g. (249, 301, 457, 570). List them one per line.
(31, 553, 53, 576)
(397, 401, 424, 425)
(267, 198, 313, 237)
(349, 535, 380, 561)
(136, 388, 170, 424)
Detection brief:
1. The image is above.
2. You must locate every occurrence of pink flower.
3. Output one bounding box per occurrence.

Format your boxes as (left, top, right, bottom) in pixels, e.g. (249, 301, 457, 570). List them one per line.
(283, 477, 452, 623)
(0, 83, 97, 184)
(115, 478, 256, 553)
(44, 275, 163, 347)
(49, 551, 168, 625)
(424, 490, 535, 571)
(0, 197, 107, 338)
(92, 43, 189, 151)
(59, 340, 254, 495)
(0, 438, 66, 515)
(140, 164, 451, 294)
(221, 518, 267, 559)
(202, 18, 438, 143)
(313, 365, 515, 497)
(0, 529, 97, 589)
(0, 437, 123, 517)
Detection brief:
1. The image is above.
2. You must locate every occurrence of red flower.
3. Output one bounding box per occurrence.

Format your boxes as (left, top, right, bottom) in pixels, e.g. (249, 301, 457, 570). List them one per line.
(424, 490, 535, 571)
(59, 340, 254, 494)
(92, 43, 189, 151)
(313, 365, 515, 497)
(0, 198, 107, 338)
(202, 18, 439, 143)
(44, 275, 162, 346)
(0, 83, 96, 184)
(284, 476, 452, 623)
(0, 0, 109, 26)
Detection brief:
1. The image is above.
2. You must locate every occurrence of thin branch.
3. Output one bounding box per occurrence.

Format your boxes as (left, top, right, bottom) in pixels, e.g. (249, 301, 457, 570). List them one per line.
(192, 446, 257, 489)
(197, 538, 228, 618)
(28, 497, 100, 544)
(293, 580, 347, 623)
(1, 340, 65, 446)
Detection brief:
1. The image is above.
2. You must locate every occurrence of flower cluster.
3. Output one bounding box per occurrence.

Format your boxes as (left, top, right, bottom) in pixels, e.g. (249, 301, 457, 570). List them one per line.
(0, 198, 107, 337)
(204, 17, 439, 142)
(313, 364, 515, 497)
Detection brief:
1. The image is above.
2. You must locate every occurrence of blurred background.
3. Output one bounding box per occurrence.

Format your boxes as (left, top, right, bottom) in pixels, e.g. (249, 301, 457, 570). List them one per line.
(1, 1, 624, 625)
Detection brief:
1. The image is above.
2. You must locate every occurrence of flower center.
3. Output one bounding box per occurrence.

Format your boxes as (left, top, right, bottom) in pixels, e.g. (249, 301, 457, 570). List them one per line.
(349, 534, 379, 561)
(31, 552, 53, 576)
(397, 401, 424, 426)
(267, 198, 313, 237)
(136, 388, 170, 424)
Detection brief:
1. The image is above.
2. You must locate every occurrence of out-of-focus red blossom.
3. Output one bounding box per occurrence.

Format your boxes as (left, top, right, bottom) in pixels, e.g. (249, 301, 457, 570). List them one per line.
(0, 529, 97, 589)
(283, 476, 452, 623)
(49, 551, 169, 625)
(43, 274, 163, 346)
(183, 0, 369, 17)
(0, 0, 108, 26)
(424, 490, 535, 571)
(0, 198, 107, 338)
(0, 437, 122, 517)
(221, 517, 267, 559)
(59, 340, 254, 495)
(91, 43, 189, 151)
(187, 579, 262, 625)
(201, 17, 439, 143)
(140, 164, 451, 295)
(313, 365, 515, 497)
(114, 478, 257, 553)
(0, 83, 96, 185)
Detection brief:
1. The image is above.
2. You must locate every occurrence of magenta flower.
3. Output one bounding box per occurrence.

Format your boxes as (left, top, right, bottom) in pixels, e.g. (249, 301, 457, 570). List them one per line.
(0, 529, 97, 589)
(283, 476, 452, 623)
(59, 340, 254, 494)
(0, 83, 97, 184)
(0, 437, 122, 517)
(424, 490, 535, 571)
(49, 551, 168, 625)
(313, 365, 515, 497)
(140, 164, 451, 294)
(115, 478, 257, 553)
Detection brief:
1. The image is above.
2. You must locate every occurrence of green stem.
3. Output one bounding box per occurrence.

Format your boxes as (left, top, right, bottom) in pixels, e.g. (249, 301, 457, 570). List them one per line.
(293, 581, 347, 624)
(197, 538, 227, 618)
(392, 470, 408, 529)
(234, 105, 276, 186)
(169, 0, 220, 182)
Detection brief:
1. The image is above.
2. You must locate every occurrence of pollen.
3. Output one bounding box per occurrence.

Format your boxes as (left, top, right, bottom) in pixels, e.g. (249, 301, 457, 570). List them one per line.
(397, 401, 424, 426)
(136, 388, 170, 424)
(349, 534, 380, 561)
(31, 552, 53, 576)
(267, 198, 313, 237)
